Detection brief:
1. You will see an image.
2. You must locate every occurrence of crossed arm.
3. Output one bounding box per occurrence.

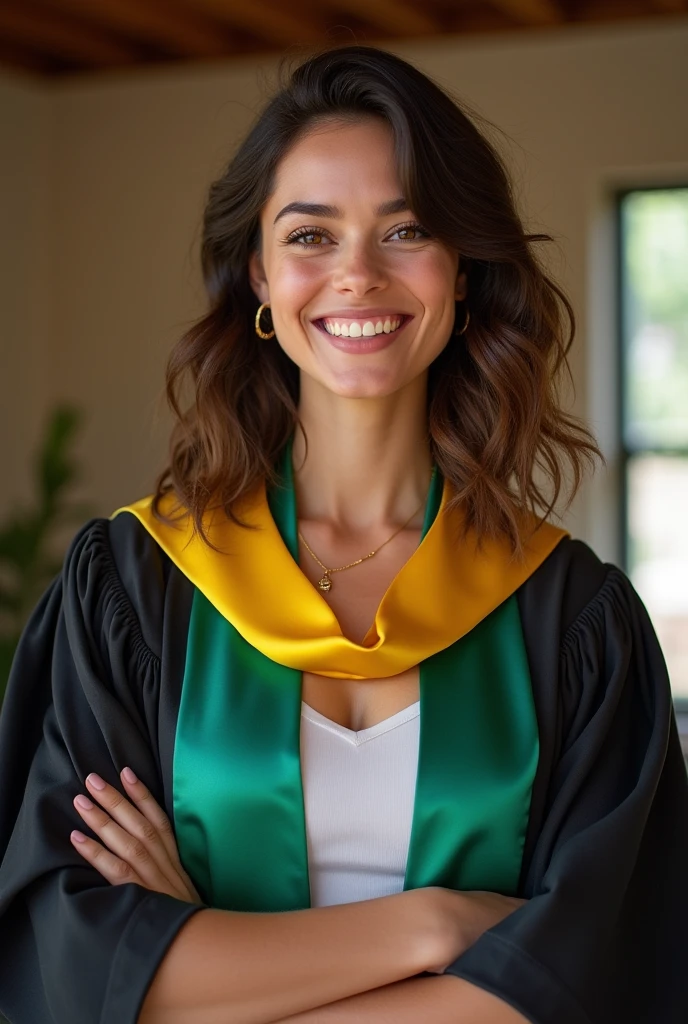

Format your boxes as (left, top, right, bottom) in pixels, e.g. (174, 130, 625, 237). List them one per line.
(70, 769, 530, 1024)
(276, 975, 528, 1023)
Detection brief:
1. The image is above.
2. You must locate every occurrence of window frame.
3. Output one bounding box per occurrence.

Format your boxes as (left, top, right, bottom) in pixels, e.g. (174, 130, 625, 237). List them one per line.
(615, 183, 688, 724)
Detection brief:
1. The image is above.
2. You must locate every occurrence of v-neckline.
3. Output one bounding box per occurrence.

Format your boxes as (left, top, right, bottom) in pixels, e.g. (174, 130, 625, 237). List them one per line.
(300, 700, 420, 747)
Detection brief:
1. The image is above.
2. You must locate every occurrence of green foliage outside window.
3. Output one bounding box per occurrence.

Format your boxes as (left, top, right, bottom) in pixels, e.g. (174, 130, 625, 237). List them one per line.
(621, 187, 688, 705)
(623, 188, 688, 449)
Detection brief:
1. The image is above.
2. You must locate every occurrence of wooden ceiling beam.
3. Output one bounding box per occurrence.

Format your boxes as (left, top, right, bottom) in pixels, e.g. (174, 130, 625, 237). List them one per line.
(0, 38, 55, 75)
(179, 0, 325, 47)
(34, 0, 234, 57)
(320, 0, 439, 36)
(487, 0, 563, 25)
(0, 3, 136, 65)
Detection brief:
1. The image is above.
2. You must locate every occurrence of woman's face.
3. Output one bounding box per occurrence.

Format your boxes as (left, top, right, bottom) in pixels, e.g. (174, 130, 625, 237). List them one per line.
(249, 117, 466, 400)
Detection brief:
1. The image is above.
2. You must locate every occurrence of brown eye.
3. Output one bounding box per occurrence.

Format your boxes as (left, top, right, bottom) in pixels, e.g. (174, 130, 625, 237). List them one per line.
(284, 227, 330, 246)
(389, 222, 430, 242)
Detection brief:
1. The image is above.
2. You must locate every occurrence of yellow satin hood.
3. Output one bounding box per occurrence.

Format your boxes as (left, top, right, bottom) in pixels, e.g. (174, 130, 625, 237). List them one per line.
(111, 478, 567, 679)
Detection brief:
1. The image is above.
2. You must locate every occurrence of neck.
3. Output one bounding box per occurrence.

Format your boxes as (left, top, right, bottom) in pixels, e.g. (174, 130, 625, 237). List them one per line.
(291, 374, 434, 533)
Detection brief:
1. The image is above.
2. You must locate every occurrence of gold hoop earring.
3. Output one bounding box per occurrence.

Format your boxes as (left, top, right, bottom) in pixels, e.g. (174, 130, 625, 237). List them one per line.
(255, 302, 276, 339)
(454, 305, 470, 336)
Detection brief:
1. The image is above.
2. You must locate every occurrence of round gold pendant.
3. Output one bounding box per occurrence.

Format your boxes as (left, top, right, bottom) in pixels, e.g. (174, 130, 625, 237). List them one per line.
(317, 574, 332, 592)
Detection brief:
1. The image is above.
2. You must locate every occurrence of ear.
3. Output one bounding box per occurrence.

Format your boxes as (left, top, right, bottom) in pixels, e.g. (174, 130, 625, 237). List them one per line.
(454, 261, 468, 302)
(248, 249, 270, 304)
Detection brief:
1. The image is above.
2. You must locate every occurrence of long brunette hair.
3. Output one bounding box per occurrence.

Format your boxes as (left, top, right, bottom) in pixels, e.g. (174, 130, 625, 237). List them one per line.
(154, 45, 600, 553)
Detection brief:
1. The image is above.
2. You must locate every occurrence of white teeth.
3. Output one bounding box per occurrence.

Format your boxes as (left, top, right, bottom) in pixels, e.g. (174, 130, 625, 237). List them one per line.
(320, 316, 405, 336)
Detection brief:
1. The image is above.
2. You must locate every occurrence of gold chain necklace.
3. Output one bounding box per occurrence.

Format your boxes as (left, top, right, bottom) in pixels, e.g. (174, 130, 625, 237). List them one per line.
(297, 485, 429, 593)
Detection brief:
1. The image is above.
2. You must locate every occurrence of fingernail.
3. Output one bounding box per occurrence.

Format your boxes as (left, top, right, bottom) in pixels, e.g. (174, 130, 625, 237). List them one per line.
(86, 773, 106, 791)
(122, 767, 138, 785)
(71, 830, 87, 843)
(75, 794, 94, 811)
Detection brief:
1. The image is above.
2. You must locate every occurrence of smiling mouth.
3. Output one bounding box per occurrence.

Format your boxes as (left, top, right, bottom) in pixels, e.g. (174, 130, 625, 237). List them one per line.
(314, 315, 411, 338)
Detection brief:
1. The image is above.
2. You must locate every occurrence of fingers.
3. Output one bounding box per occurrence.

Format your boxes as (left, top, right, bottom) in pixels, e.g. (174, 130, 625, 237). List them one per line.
(73, 777, 189, 900)
(119, 769, 201, 900)
(118, 768, 182, 868)
(70, 829, 144, 888)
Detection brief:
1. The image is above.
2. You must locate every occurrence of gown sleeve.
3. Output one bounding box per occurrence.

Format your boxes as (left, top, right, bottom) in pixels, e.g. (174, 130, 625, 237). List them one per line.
(0, 518, 202, 1024)
(445, 556, 688, 1023)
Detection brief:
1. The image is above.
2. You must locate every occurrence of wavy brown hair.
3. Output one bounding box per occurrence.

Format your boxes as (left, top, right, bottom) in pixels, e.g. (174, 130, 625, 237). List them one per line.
(154, 45, 600, 554)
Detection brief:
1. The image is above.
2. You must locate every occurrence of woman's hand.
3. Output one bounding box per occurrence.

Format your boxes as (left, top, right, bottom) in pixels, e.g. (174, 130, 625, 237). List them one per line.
(423, 886, 527, 974)
(70, 767, 202, 905)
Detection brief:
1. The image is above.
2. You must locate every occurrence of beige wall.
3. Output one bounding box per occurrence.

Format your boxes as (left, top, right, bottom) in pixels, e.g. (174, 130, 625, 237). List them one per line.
(0, 72, 51, 508)
(1, 18, 687, 559)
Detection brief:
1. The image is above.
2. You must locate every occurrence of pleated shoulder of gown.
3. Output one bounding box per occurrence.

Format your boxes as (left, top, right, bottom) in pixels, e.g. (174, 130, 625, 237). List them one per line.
(0, 515, 201, 1024)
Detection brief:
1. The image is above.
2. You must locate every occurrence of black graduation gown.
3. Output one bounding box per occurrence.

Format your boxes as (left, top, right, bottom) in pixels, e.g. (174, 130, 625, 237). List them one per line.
(0, 512, 686, 1024)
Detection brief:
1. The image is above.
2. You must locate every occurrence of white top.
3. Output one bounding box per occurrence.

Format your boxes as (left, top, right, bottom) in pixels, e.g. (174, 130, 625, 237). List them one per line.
(299, 699, 421, 908)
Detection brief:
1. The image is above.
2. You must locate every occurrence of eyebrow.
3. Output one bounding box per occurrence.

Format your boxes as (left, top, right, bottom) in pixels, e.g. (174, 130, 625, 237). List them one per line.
(273, 197, 410, 225)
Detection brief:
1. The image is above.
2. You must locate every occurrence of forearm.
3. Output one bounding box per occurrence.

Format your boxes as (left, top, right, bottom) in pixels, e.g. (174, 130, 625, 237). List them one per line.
(139, 890, 435, 1024)
(274, 974, 530, 1023)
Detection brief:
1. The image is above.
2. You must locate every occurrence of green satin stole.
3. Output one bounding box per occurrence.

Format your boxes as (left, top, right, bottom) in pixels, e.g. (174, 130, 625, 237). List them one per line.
(172, 444, 539, 910)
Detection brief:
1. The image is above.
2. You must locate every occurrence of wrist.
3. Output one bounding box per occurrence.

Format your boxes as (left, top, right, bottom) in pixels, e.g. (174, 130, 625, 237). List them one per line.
(402, 887, 457, 974)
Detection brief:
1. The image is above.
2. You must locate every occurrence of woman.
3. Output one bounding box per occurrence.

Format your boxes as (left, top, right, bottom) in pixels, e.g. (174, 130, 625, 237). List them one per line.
(0, 45, 686, 1024)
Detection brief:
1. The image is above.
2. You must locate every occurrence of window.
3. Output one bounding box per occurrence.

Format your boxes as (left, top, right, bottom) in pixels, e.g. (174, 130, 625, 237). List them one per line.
(618, 187, 688, 711)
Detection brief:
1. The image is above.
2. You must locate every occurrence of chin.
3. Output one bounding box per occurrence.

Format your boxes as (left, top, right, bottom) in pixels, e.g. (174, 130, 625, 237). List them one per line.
(319, 366, 413, 399)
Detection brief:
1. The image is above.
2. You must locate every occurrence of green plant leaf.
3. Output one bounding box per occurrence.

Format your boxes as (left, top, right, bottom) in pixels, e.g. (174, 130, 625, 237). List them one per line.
(0, 517, 43, 570)
(0, 401, 91, 711)
(38, 405, 82, 509)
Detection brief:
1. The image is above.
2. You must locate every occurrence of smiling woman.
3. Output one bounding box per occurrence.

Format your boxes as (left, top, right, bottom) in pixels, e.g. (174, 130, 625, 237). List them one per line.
(158, 49, 593, 554)
(248, 118, 462, 413)
(1, 45, 687, 1024)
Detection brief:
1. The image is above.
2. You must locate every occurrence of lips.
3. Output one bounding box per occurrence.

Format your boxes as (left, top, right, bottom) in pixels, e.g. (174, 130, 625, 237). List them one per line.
(312, 314, 413, 353)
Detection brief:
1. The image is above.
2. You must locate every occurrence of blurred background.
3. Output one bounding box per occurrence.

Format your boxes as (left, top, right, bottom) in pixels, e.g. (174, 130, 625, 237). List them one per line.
(0, 1, 686, 730)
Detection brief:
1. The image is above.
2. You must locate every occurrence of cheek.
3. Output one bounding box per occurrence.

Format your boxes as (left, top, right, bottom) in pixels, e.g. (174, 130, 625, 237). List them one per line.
(271, 257, 324, 313)
(391, 251, 458, 309)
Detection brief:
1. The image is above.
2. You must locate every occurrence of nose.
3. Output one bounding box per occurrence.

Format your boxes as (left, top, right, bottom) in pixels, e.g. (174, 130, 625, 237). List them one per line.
(331, 238, 388, 297)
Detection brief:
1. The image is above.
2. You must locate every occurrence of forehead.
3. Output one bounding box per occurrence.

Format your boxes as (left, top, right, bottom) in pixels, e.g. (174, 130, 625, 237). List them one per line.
(267, 119, 401, 209)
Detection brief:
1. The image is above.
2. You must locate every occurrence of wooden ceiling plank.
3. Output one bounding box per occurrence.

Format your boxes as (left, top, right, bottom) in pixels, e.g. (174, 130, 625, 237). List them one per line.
(179, 0, 324, 46)
(488, 0, 563, 24)
(0, 38, 53, 75)
(320, 0, 439, 35)
(653, 0, 686, 11)
(0, 3, 136, 64)
(35, 0, 233, 58)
